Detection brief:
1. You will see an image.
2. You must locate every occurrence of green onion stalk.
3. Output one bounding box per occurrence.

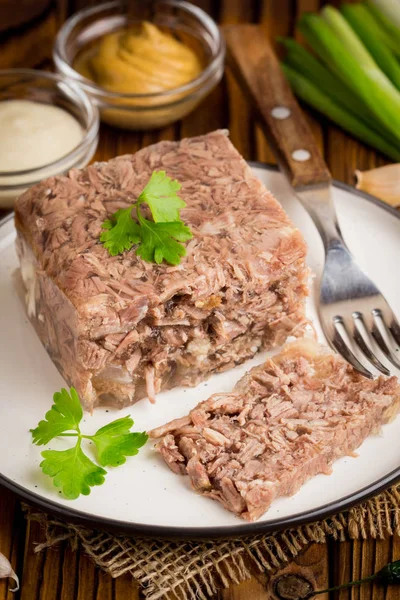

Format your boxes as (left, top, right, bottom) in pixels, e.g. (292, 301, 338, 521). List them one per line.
(365, 1, 400, 59)
(341, 3, 400, 91)
(279, 37, 400, 150)
(367, 0, 400, 37)
(279, 37, 372, 119)
(281, 64, 400, 162)
(298, 7, 400, 143)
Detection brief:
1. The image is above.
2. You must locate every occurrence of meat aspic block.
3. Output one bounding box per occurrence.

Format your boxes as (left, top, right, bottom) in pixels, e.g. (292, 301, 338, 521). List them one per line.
(150, 339, 400, 521)
(15, 130, 308, 410)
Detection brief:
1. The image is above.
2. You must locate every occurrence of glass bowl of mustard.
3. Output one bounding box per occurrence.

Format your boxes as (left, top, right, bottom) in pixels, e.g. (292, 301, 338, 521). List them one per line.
(53, 0, 225, 130)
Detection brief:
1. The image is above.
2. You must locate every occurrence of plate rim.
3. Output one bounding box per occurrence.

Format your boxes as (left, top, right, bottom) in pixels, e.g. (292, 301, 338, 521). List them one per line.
(1, 162, 400, 539)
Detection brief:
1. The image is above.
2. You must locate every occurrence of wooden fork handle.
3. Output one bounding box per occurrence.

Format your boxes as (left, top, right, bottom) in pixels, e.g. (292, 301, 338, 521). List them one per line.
(224, 24, 331, 189)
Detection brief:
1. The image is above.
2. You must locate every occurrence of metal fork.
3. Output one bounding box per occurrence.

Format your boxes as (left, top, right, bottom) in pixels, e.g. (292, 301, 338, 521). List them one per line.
(297, 186, 400, 377)
(225, 24, 400, 377)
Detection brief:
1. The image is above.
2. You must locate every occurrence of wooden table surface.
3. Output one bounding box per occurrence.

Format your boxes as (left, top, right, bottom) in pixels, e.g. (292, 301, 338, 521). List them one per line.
(1, 0, 399, 599)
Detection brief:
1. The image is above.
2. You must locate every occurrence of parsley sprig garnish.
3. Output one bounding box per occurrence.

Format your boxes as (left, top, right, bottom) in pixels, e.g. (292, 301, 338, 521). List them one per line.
(100, 170, 192, 265)
(31, 388, 148, 499)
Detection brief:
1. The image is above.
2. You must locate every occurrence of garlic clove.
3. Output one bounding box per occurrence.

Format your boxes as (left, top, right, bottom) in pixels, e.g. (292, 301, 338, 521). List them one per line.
(0, 551, 19, 592)
(355, 164, 400, 208)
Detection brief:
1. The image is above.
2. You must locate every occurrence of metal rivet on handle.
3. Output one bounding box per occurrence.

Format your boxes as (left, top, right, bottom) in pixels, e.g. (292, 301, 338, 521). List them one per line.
(271, 106, 291, 120)
(292, 149, 311, 162)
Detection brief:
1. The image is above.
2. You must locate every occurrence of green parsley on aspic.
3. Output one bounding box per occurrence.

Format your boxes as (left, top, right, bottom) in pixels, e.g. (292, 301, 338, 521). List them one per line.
(31, 388, 148, 499)
(100, 170, 193, 265)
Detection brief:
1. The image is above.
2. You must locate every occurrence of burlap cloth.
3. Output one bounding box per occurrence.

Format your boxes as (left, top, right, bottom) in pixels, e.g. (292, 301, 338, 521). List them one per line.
(24, 483, 400, 599)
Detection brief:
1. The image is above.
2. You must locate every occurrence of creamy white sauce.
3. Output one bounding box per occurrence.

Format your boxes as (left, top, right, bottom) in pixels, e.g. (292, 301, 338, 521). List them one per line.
(0, 100, 83, 172)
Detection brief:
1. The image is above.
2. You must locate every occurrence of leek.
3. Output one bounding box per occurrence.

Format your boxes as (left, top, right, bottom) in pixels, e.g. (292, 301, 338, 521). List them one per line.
(368, 0, 400, 32)
(341, 3, 400, 91)
(280, 37, 400, 149)
(279, 37, 370, 118)
(281, 64, 400, 162)
(365, 1, 400, 59)
(299, 9, 400, 142)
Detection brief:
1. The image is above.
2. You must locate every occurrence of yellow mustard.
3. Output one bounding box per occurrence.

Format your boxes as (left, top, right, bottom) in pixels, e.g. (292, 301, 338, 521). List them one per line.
(74, 22, 202, 94)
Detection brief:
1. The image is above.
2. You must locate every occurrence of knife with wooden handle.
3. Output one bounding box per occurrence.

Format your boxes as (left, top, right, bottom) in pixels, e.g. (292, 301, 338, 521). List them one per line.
(224, 24, 339, 249)
(224, 24, 331, 188)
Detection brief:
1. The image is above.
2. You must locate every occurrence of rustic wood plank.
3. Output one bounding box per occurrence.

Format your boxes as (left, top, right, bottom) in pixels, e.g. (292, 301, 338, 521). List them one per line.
(114, 575, 141, 600)
(0, 489, 16, 600)
(179, 83, 227, 138)
(0, 488, 25, 600)
(95, 568, 113, 600)
(60, 545, 80, 600)
(20, 520, 46, 600)
(75, 551, 97, 600)
(293, 0, 323, 47)
(114, 130, 144, 158)
(359, 539, 375, 600)
(220, 0, 257, 24)
(386, 535, 400, 600)
(71, 0, 218, 19)
(332, 537, 400, 600)
(219, 576, 272, 599)
(94, 123, 178, 164)
(219, 543, 329, 599)
(0, 0, 51, 33)
(224, 72, 254, 161)
(371, 539, 392, 600)
(266, 542, 329, 600)
(334, 538, 353, 600)
(350, 540, 365, 600)
(141, 124, 178, 147)
(259, 0, 294, 49)
(326, 126, 388, 185)
(16, 521, 142, 600)
(70, 0, 96, 13)
(0, 10, 57, 69)
(38, 545, 64, 600)
(56, 0, 69, 26)
(254, 129, 277, 166)
(221, 0, 256, 160)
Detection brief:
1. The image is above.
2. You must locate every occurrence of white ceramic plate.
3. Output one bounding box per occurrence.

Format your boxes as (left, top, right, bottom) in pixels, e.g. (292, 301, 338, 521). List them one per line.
(1, 164, 400, 539)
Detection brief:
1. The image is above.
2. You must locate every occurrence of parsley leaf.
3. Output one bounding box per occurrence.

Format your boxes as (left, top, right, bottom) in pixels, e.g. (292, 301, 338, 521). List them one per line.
(31, 388, 148, 499)
(100, 170, 192, 264)
(31, 388, 83, 445)
(100, 208, 141, 257)
(136, 217, 193, 266)
(91, 416, 148, 467)
(40, 441, 107, 500)
(138, 170, 185, 223)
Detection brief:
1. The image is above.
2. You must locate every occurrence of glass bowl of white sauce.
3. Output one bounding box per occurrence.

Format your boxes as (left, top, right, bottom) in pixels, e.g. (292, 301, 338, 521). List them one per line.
(0, 69, 99, 209)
